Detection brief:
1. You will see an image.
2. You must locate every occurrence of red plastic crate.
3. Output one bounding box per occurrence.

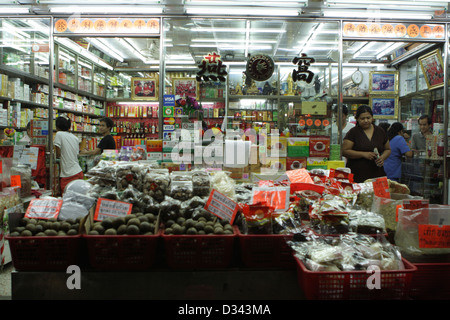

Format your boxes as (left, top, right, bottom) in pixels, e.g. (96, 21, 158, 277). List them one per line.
(410, 262, 450, 300)
(5, 235, 82, 271)
(295, 256, 417, 300)
(237, 228, 295, 268)
(162, 230, 236, 269)
(83, 230, 160, 271)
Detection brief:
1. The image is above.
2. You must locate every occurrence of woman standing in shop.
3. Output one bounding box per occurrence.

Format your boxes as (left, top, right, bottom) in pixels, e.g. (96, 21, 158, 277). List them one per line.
(384, 122, 413, 182)
(54, 115, 83, 194)
(342, 105, 391, 183)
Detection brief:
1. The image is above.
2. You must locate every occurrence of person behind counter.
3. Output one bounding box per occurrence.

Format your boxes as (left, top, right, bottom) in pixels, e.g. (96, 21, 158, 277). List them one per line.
(411, 115, 432, 152)
(331, 104, 355, 144)
(384, 122, 413, 182)
(342, 105, 391, 183)
(19, 121, 32, 144)
(80, 117, 116, 156)
(54, 115, 83, 193)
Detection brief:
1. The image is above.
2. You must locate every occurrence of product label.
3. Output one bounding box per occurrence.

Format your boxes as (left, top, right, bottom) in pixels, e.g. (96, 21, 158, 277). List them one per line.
(25, 199, 63, 220)
(418, 224, 450, 248)
(372, 177, 390, 199)
(204, 189, 239, 224)
(251, 187, 289, 212)
(94, 198, 133, 221)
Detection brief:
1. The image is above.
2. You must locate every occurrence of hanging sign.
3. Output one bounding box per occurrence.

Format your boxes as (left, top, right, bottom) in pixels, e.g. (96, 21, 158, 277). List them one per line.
(196, 52, 228, 82)
(54, 17, 160, 35)
(292, 53, 315, 84)
(246, 54, 275, 81)
(343, 21, 444, 40)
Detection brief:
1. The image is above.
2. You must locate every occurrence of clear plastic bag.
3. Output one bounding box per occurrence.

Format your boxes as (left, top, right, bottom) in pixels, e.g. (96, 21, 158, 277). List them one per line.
(395, 205, 450, 262)
(59, 189, 96, 221)
(191, 169, 211, 197)
(170, 180, 194, 201)
(143, 169, 170, 202)
(115, 162, 144, 192)
(210, 171, 236, 200)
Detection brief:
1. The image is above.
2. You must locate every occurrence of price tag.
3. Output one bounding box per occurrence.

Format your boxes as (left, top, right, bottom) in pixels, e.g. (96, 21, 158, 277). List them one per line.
(418, 224, 450, 248)
(10, 175, 21, 188)
(94, 198, 133, 221)
(204, 189, 239, 224)
(251, 187, 290, 212)
(403, 199, 429, 210)
(25, 198, 63, 220)
(372, 177, 390, 199)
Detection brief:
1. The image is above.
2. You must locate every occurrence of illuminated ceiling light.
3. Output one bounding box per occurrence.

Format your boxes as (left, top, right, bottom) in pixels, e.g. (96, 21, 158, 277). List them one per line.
(0, 6, 30, 13)
(86, 38, 124, 62)
(326, 0, 449, 7)
(191, 27, 286, 33)
(323, 9, 433, 19)
(186, 7, 300, 16)
(55, 38, 113, 70)
(49, 5, 163, 14)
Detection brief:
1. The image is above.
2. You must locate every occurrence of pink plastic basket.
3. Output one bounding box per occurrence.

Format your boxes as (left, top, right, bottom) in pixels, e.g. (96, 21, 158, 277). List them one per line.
(83, 230, 160, 270)
(6, 235, 82, 271)
(237, 228, 295, 268)
(295, 256, 417, 300)
(162, 229, 236, 269)
(410, 262, 450, 300)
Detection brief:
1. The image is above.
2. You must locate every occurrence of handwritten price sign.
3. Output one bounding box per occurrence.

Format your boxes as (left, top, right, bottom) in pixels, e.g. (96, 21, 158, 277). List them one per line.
(94, 198, 133, 221)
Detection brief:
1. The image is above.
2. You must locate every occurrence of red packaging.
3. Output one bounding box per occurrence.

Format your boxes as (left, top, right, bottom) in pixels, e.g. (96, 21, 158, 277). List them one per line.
(309, 136, 330, 157)
(286, 157, 307, 170)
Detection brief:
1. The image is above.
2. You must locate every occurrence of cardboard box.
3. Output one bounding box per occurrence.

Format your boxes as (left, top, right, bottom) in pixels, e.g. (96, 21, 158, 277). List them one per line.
(268, 135, 287, 157)
(286, 157, 307, 170)
(147, 152, 163, 161)
(261, 157, 286, 172)
(287, 137, 309, 157)
(309, 136, 330, 157)
(327, 160, 346, 170)
(306, 157, 328, 170)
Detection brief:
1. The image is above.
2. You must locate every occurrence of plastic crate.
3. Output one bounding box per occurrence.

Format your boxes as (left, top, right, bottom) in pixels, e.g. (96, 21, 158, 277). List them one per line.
(295, 256, 417, 300)
(83, 230, 160, 271)
(5, 235, 82, 271)
(410, 263, 450, 300)
(162, 230, 236, 269)
(237, 228, 295, 268)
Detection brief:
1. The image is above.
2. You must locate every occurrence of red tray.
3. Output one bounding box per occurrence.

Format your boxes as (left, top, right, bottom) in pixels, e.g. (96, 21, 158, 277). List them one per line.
(161, 229, 236, 269)
(83, 230, 160, 271)
(6, 234, 82, 271)
(236, 228, 295, 268)
(295, 256, 417, 300)
(410, 262, 450, 300)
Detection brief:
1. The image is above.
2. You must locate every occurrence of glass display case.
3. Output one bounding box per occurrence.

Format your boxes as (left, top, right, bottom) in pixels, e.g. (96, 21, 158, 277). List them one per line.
(78, 57, 92, 93)
(399, 59, 417, 97)
(93, 65, 105, 98)
(57, 46, 76, 88)
(106, 72, 131, 99)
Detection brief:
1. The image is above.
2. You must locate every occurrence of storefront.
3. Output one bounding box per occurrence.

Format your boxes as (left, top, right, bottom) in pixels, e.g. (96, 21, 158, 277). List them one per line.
(1, 7, 450, 300)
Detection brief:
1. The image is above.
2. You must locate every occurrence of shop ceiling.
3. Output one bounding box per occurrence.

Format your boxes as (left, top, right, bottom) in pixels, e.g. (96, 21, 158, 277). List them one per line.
(1, 0, 449, 74)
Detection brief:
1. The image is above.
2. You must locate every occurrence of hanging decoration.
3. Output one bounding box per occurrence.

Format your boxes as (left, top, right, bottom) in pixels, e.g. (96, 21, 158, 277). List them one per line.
(246, 54, 275, 81)
(196, 52, 228, 82)
(292, 53, 315, 83)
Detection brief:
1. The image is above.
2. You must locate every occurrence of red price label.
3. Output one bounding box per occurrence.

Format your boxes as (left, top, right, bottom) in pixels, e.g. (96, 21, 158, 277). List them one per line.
(10, 175, 21, 188)
(372, 177, 390, 199)
(94, 198, 133, 221)
(25, 199, 63, 220)
(418, 224, 450, 248)
(204, 189, 239, 223)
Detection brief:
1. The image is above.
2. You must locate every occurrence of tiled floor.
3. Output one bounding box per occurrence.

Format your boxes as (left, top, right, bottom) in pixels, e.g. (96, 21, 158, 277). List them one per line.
(0, 263, 13, 300)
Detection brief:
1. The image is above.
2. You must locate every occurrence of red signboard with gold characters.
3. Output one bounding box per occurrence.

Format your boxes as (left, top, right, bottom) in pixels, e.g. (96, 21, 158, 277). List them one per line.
(343, 21, 444, 40)
(54, 17, 160, 35)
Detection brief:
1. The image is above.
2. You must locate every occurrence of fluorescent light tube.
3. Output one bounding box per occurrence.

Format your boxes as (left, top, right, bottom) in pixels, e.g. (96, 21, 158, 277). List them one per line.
(49, 6, 163, 14)
(187, 7, 299, 16)
(0, 6, 30, 13)
(323, 9, 433, 20)
(87, 38, 125, 62)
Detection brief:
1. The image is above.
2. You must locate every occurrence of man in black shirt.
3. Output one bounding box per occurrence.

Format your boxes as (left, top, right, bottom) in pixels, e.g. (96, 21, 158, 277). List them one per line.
(80, 117, 116, 155)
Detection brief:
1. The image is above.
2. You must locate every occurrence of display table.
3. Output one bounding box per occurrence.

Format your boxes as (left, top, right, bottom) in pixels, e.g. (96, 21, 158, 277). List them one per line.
(11, 268, 304, 300)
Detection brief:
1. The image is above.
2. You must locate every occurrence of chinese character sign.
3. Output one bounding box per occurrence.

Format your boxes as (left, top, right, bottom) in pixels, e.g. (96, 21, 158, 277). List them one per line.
(292, 53, 315, 84)
(196, 52, 228, 82)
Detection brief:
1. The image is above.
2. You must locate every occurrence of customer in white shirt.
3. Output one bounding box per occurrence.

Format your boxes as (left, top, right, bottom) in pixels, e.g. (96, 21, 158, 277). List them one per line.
(53, 115, 83, 194)
(331, 104, 355, 144)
